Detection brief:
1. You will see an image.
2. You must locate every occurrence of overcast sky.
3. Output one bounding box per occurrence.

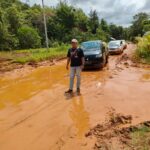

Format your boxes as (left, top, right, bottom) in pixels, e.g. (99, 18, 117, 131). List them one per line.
(22, 0, 150, 27)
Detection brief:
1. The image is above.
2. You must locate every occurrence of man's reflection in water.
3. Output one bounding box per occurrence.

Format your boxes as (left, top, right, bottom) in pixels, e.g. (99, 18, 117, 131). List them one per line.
(69, 96, 90, 138)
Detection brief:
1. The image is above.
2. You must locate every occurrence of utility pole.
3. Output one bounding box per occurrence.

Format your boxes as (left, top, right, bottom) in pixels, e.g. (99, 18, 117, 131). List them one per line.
(42, 0, 49, 49)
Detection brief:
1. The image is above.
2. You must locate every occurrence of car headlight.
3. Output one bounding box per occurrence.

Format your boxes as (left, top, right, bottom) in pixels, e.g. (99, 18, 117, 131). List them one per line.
(96, 53, 102, 58)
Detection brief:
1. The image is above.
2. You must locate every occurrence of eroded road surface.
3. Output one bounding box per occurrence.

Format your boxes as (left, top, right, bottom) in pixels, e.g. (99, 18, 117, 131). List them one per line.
(0, 44, 150, 150)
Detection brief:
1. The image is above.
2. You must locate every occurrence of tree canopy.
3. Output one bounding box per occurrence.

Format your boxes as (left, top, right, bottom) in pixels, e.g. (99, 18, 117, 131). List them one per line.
(0, 0, 150, 50)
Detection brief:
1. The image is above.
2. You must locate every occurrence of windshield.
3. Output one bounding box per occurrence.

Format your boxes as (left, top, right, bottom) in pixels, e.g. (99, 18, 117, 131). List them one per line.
(108, 41, 120, 48)
(81, 41, 101, 51)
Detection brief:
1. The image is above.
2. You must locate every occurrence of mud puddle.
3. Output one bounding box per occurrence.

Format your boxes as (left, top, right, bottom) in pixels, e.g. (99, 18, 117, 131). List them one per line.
(0, 44, 150, 150)
(141, 69, 150, 81)
(0, 62, 68, 109)
(69, 95, 90, 138)
(0, 61, 110, 150)
(0, 59, 110, 110)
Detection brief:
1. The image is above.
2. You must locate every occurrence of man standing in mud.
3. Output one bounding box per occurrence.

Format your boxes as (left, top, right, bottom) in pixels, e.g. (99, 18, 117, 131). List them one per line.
(65, 39, 84, 94)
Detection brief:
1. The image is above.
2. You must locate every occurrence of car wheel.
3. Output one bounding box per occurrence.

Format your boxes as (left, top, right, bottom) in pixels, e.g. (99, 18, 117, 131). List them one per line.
(99, 64, 104, 69)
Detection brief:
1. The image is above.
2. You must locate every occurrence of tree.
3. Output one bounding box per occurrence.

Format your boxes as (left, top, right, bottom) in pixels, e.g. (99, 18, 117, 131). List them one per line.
(109, 24, 124, 40)
(143, 20, 150, 32)
(1, 0, 148, 50)
(96, 27, 109, 41)
(0, 9, 18, 50)
(123, 28, 131, 40)
(47, 15, 67, 42)
(0, 0, 21, 9)
(88, 10, 99, 34)
(130, 13, 149, 37)
(46, 2, 77, 43)
(100, 19, 109, 33)
(6, 4, 24, 34)
(75, 8, 88, 32)
(55, 2, 76, 31)
(17, 26, 41, 49)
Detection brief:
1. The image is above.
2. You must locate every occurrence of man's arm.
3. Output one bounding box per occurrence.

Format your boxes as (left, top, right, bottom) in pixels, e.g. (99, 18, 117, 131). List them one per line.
(81, 57, 84, 67)
(81, 49, 85, 69)
(66, 49, 71, 70)
(66, 57, 70, 70)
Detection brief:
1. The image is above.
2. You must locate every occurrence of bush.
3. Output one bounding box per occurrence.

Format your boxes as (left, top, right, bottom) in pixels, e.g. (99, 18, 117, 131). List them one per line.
(13, 44, 69, 64)
(135, 35, 150, 63)
(18, 26, 41, 49)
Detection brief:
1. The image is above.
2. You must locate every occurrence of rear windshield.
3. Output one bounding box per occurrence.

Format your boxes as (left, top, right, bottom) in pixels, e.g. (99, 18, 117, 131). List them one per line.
(81, 41, 101, 51)
(108, 41, 120, 47)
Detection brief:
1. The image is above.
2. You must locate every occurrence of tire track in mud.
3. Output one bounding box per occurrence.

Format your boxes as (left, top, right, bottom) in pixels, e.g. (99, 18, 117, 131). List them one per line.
(2, 96, 70, 132)
(0, 44, 150, 150)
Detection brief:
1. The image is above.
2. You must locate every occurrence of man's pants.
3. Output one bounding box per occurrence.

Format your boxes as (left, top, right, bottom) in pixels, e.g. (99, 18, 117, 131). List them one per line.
(69, 66, 81, 90)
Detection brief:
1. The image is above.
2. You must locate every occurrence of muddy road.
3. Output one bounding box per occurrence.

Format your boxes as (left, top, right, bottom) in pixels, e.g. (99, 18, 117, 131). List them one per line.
(0, 44, 150, 150)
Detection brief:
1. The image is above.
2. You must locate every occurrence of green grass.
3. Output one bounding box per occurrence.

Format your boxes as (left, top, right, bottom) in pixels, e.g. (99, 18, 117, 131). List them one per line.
(0, 44, 69, 64)
(135, 35, 150, 64)
(130, 126, 150, 150)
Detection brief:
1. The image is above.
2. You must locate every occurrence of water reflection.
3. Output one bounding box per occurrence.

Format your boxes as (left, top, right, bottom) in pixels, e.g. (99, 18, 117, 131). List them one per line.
(141, 68, 150, 82)
(0, 64, 68, 108)
(69, 96, 90, 138)
(142, 73, 150, 81)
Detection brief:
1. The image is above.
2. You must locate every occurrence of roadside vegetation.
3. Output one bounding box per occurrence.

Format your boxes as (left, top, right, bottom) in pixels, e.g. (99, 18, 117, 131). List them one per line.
(0, 44, 69, 64)
(135, 35, 150, 64)
(0, 0, 150, 51)
(0, 0, 150, 65)
(131, 125, 150, 149)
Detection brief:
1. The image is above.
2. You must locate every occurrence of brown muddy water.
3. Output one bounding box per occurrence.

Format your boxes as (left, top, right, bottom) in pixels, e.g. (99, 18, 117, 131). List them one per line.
(0, 65, 67, 108)
(0, 44, 150, 150)
(141, 71, 150, 81)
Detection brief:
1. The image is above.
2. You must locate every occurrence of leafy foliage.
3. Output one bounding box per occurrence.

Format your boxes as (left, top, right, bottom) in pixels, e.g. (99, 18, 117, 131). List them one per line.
(130, 13, 149, 39)
(135, 35, 150, 64)
(0, 0, 150, 51)
(17, 26, 41, 49)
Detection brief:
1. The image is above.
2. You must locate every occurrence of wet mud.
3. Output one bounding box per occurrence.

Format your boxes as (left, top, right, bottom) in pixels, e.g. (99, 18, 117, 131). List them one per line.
(0, 44, 150, 150)
(86, 109, 150, 150)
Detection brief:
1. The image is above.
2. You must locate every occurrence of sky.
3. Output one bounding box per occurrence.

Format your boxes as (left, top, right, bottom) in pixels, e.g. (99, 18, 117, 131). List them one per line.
(22, 0, 150, 27)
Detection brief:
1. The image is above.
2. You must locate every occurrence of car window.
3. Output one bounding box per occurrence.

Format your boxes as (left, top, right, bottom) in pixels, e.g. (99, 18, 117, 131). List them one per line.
(81, 41, 101, 51)
(108, 41, 120, 47)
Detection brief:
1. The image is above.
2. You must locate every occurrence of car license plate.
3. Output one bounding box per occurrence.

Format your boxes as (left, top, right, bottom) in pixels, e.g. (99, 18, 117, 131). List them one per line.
(85, 61, 92, 65)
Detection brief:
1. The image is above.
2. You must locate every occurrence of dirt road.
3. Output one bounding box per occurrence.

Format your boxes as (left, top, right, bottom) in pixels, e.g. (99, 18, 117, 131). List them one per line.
(0, 44, 150, 150)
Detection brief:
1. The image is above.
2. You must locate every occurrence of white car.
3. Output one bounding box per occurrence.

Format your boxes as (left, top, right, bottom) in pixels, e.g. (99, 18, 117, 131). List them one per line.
(120, 40, 127, 50)
(108, 40, 124, 54)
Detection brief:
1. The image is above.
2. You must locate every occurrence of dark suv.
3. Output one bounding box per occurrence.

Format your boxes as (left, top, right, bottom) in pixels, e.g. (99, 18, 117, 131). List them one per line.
(81, 40, 109, 69)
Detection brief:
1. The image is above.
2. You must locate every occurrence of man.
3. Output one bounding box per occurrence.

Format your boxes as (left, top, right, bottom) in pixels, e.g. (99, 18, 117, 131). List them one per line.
(65, 39, 84, 94)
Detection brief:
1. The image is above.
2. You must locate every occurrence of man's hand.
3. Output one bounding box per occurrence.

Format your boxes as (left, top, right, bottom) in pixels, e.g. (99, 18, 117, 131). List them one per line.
(66, 57, 70, 70)
(81, 65, 84, 70)
(81, 57, 85, 70)
(66, 65, 69, 70)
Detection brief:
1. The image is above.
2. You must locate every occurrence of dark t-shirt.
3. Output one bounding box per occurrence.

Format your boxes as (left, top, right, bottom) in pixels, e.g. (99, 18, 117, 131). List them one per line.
(67, 48, 84, 67)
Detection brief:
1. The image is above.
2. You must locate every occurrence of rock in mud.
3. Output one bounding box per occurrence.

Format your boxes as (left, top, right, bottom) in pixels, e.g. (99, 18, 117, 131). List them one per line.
(131, 63, 139, 67)
(28, 61, 38, 67)
(87, 121, 150, 149)
(85, 110, 150, 150)
(109, 75, 113, 79)
(143, 121, 150, 127)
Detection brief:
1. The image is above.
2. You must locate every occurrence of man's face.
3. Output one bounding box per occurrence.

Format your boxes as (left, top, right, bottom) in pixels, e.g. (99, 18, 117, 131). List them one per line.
(71, 42, 78, 49)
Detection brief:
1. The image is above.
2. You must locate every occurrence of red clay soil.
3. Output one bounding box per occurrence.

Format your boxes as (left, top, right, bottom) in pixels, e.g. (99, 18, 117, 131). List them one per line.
(0, 44, 150, 150)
